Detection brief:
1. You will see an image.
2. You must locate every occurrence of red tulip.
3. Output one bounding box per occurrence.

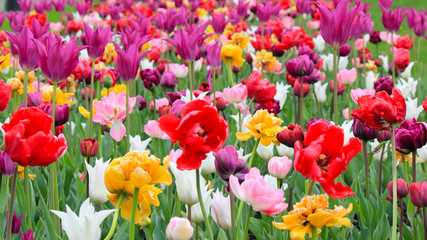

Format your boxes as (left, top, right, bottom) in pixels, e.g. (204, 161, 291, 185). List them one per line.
(0, 80, 12, 111)
(294, 121, 362, 198)
(158, 99, 228, 170)
(423, 96, 427, 113)
(241, 71, 277, 110)
(2, 107, 67, 167)
(351, 88, 406, 130)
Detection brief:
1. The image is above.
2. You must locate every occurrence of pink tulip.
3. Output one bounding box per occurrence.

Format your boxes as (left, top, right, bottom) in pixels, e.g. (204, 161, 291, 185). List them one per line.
(355, 39, 366, 50)
(168, 63, 188, 78)
(149, 98, 170, 112)
(307, 20, 320, 30)
(93, 92, 136, 142)
(230, 168, 288, 215)
(268, 156, 292, 179)
(342, 108, 350, 120)
(223, 84, 248, 104)
(350, 88, 376, 103)
(144, 120, 171, 140)
(166, 217, 193, 240)
(337, 68, 357, 85)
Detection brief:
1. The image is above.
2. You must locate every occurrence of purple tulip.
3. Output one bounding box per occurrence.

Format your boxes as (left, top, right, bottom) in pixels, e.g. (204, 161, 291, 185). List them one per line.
(314, 0, 361, 48)
(377, 130, 392, 142)
(156, 8, 183, 34)
(395, 119, 427, 154)
(120, 27, 151, 52)
(296, 0, 312, 15)
(123, 0, 133, 10)
(30, 18, 49, 39)
(73, 1, 89, 16)
(211, 14, 229, 35)
(214, 145, 249, 183)
(374, 76, 393, 95)
(286, 55, 315, 77)
(26, 92, 42, 107)
(167, 91, 182, 105)
(114, 43, 149, 82)
(298, 45, 318, 64)
(406, 7, 427, 37)
(18, 0, 32, 12)
(257, 3, 280, 23)
(43, 0, 53, 12)
(381, 5, 407, 33)
(34, 1, 46, 13)
(41, 103, 70, 126)
(7, 26, 39, 71)
(164, 28, 206, 62)
(306, 118, 333, 129)
(255, 99, 281, 115)
(206, 43, 222, 68)
(82, 23, 114, 60)
(21, 229, 35, 240)
(160, 71, 177, 89)
(7, 11, 27, 33)
(136, 95, 148, 110)
(0, 13, 4, 28)
(6, 212, 22, 235)
(409, 182, 427, 207)
(378, 0, 393, 10)
(0, 151, 14, 177)
(109, 4, 122, 21)
(339, 44, 351, 57)
(170, 99, 186, 117)
(352, 118, 379, 141)
(52, 0, 66, 12)
(303, 68, 320, 84)
(370, 30, 382, 44)
(140, 68, 161, 90)
(33, 33, 87, 83)
(237, 0, 249, 19)
(350, 12, 374, 39)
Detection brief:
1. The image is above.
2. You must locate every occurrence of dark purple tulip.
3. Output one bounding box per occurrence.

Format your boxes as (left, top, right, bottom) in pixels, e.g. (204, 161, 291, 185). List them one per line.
(6, 212, 22, 234)
(82, 23, 114, 60)
(33, 33, 87, 83)
(41, 103, 70, 126)
(237, 0, 249, 19)
(271, 44, 284, 57)
(306, 118, 333, 129)
(315, 0, 360, 48)
(164, 28, 206, 62)
(7, 11, 27, 33)
(214, 145, 249, 183)
(395, 119, 427, 154)
(378, 130, 392, 142)
(18, 0, 32, 12)
(374, 76, 393, 95)
(381, 5, 407, 33)
(387, 178, 409, 199)
(286, 55, 315, 77)
(52, 0, 66, 12)
(7, 26, 39, 71)
(353, 118, 379, 141)
(370, 30, 382, 44)
(211, 14, 229, 35)
(302, 68, 320, 84)
(406, 7, 427, 37)
(378, 0, 393, 10)
(296, 0, 312, 15)
(0, 151, 14, 177)
(27, 92, 42, 107)
(160, 71, 177, 89)
(30, 18, 49, 39)
(339, 44, 351, 57)
(114, 43, 149, 82)
(136, 95, 148, 110)
(109, 4, 123, 21)
(255, 26, 273, 35)
(140, 68, 161, 90)
(206, 43, 222, 68)
(409, 182, 427, 207)
(298, 45, 318, 64)
(167, 91, 182, 105)
(255, 99, 281, 115)
(257, 3, 280, 23)
(21, 229, 34, 240)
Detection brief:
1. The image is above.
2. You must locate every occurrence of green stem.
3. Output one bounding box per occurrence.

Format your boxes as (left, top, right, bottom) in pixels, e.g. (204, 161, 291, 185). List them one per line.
(23, 70, 29, 107)
(230, 190, 236, 240)
(24, 166, 31, 227)
(424, 207, 427, 240)
(188, 61, 194, 100)
(299, 76, 304, 126)
(105, 194, 125, 240)
(363, 141, 370, 199)
(226, 62, 233, 86)
(98, 124, 103, 158)
(413, 150, 417, 183)
(243, 206, 252, 240)
(212, 68, 216, 107)
(151, 91, 157, 120)
(307, 180, 315, 195)
(125, 82, 131, 150)
(195, 169, 213, 240)
(129, 188, 140, 240)
(5, 165, 17, 240)
(50, 83, 59, 232)
(312, 226, 318, 240)
(391, 125, 397, 240)
(333, 47, 339, 124)
(347, 86, 352, 116)
(247, 138, 261, 168)
(391, 32, 395, 84)
(89, 59, 95, 138)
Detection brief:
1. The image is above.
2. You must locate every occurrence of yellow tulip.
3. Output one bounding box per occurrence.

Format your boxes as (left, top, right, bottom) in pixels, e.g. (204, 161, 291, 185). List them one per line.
(220, 44, 245, 67)
(41, 85, 74, 106)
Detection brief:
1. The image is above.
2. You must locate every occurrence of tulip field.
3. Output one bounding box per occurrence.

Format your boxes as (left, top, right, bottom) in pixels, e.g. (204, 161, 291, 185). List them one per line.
(1, 0, 427, 239)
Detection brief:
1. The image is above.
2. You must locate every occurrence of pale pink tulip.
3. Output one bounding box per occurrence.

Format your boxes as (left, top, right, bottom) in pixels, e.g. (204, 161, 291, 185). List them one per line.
(355, 39, 366, 50)
(149, 98, 169, 112)
(93, 92, 136, 142)
(342, 108, 350, 120)
(268, 156, 292, 179)
(337, 68, 357, 85)
(350, 88, 376, 103)
(223, 83, 248, 104)
(144, 120, 170, 140)
(169, 64, 188, 78)
(307, 20, 320, 30)
(230, 168, 287, 215)
(166, 217, 193, 240)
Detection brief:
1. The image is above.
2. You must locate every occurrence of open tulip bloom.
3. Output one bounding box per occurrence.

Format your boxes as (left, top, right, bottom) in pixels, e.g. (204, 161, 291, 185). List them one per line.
(1, 1, 427, 240)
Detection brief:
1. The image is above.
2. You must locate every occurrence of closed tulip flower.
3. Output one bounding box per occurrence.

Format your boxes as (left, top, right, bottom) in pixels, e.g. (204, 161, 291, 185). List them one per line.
(82, 23, 114, 60)
(337, 68, 357, 85)
(80, 138, 98, 158)
(268, 156, 292, 179)
(6, 212, 22, 234)
(214, 145, 249, 183)
(211, 191, 232, 230)
(409, 182, 427, 207)
(395, 119, 427, 154)
(277, 124, 305, 148)
(387, 178, 409, 199)
(0, 150, 14, 177)
(85, 158, 110, 204)
(169, 158, 201, 206)
(352, 118, 380, 142)
(166, 217, 193, 240)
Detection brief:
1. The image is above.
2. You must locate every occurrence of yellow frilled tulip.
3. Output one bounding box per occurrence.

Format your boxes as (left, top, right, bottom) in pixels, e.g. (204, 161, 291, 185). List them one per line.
(220, 44, 245, 67)
(6, 78, 24, 94)
(101, 84, 126, 97)
(0, 53, 12, 70)
(236, 109, 285, 146)
(102, 43, 117, 64)
(104, 151, 172, 224)
(273, 195, 352, 240)
(226, 32, 251, 50)
(41, 85, 74, 106)
(254, 50, 278, 72)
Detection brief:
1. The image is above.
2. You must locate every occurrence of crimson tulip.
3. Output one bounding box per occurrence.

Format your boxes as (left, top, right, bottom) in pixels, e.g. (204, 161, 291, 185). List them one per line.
(241, 71, 277, 110)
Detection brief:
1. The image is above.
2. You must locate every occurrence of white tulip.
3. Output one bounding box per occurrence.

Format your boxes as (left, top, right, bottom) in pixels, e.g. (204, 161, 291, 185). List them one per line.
(129, 135, 151, 152)
(365, 71, 377, 90)
(187, 187, 213, 223)
(85, 158, 110, 205)
(379, 55, 389, 73)
(369, 140, 388, 161)
(401, 62, 415, 79)
(237, 148, 251, 162)
(397, 77, 418, 99)
(313, 35, 325, 53)
(276, 144, 294, 158)
(170, 163, 202, 206)
(341, 120, 354, 145)
(201, 152, 216, 175)
(51, 199, 115, 240)
(210, 191, 231, 230)
(313, 81, 328, 103)
(418, 144, 427, 163)
(405, 98, 423, 120)
(257, 143, 274, 161)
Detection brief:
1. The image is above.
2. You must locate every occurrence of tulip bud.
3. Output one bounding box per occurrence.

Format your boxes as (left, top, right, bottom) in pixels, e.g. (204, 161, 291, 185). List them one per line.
(166, 217, 193, 240)
(160, 71, 177, 89)
(293, 81, 310, 97)
(387, 178, 409, 200)
(352, 118, 379, 141)
(136, 95, 148, 110)
(6, 212, 22, 235)
(80, 138, 98, 157)
(232, 65, 241, 73)
(41, 103, 70, 126)
(80, 87, 95, 100)
(370, 31, 381, 44)
(0, 151, 15, 177)
(140, 68, 161, 91)
(103, 74, 114, 89)
(286, 55, 314, 77)
(339, 44, 351, 57)
(409, 182, 427, 207)
(268, 156, 292, 179)
(246, 53, 253, 65)
(158, 104, 171, 117)
(329, 80, 346, 95)
(378, 130, 392, 142)
(215, 96, 227, 111)
(85, 158, 109, 204)
(21, 229, 34, 240)
(211, 191, 231, 230)
(277, 124, 305, 148)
